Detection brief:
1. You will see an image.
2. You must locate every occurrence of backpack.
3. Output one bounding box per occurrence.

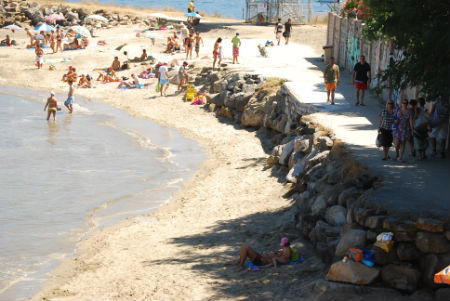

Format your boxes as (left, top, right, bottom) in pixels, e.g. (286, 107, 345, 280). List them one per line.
(432, 99, 450, 127)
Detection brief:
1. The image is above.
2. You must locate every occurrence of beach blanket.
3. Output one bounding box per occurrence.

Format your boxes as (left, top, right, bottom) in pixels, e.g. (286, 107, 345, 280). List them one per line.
(246, 255, 305, 271)
(44, 58, 72, 64)
(119, 84, 150, 90)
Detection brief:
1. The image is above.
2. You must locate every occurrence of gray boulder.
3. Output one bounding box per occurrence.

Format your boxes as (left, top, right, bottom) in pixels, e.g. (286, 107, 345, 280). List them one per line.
(335, 229, 366, 257)
(396, 243, 421, 261)
(315, 136, 334, 151)
(337, 187, 359, 207)
(381, 264, 421, 292)
(415, 231, 450, 254)
(325, 205, 347, 226)
(326, 260, 379, 285)
(241, 97, 266, 128)
(279, 137, 299, 166)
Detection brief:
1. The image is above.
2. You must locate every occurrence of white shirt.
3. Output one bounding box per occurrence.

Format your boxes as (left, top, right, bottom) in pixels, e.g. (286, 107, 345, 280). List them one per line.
(159, 65, 168, 80)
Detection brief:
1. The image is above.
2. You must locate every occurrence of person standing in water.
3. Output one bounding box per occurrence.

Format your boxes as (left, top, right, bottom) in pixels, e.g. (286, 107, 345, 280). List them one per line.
(44, 91, 58, 121)
(64, 81, 75, 113)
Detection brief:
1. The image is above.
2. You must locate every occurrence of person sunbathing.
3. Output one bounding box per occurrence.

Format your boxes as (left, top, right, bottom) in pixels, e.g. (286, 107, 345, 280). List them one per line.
(117, 74, 140, 89)
(131, 49, 147, 62)
(63, 37, 80, 51)
(111, 56, 121, 71)
(78, 74, 87, 87)
(1, 35, 11, 46)
(238, 237, 298, 269)
(79, 75, 92, 88)
(97, 67, 119, 83)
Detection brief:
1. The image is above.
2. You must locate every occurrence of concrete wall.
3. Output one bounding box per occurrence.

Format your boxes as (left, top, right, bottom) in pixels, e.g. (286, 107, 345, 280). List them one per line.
(326, 13, 419, 105)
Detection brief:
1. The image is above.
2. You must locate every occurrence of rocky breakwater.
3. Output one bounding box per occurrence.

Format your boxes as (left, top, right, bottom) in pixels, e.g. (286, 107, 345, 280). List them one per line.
(0, 0, 162, 28)
(192, 67, 450, 299)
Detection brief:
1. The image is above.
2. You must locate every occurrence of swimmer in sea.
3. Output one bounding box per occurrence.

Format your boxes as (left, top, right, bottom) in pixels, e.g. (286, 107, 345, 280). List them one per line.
(44, 91, 58, 121)
(64, 81, 74, 113)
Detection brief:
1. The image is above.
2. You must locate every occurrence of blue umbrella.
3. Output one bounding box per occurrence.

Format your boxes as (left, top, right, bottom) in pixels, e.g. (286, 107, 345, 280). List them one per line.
(184, 12, 202, 19)
(34, 24, 55, 32)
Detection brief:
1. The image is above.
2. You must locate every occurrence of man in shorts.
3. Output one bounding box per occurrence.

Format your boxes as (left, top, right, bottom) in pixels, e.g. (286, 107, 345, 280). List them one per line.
(274, 18, 283, 46)
(323, 56, 340, 105)
(178, 61, 189, 90)
(158, 61, 169, 96)
(352, 55, 371, 106)
(64, 81, 75, 113)
(231, 32, 241, 64)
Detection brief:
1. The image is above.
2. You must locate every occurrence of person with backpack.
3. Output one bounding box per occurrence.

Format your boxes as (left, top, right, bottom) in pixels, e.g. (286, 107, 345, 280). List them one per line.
(274, 18, 283, 46)
(428, 97, 449, 158)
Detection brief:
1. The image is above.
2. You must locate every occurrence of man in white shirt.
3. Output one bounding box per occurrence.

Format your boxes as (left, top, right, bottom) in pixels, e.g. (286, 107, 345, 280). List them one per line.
(158, 61, 169, 96)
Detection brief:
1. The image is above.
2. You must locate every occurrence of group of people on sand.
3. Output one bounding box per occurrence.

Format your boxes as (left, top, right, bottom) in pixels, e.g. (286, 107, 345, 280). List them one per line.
(45, 68, 76, 120)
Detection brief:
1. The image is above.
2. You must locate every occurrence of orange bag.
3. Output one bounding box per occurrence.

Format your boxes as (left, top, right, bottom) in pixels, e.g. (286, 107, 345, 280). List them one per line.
(347, 248, 363, 262)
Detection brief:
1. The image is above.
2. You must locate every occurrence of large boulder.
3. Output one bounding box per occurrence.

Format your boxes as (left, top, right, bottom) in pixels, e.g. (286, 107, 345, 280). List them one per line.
(315, 136, 334, 151)
(326, 260, 379, 285)
(337, 187, 359, 207)
(415, 231, 450, 254)
(325, 205, 347, 226)
(213, 79, 228, 93)
(335, 229, 366, 257)
(241, 97, 266, 128)
(279, 137, 298, 166)
(396, 243, 421, 261)
(393, 222, 418, 242)
(414, 217, 444, 233)
(381, 264, 421, 292)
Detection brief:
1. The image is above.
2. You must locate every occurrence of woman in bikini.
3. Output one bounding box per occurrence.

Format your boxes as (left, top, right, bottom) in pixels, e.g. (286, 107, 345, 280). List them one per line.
(185, 33, 194, 60)
(212, 37, 222, 70)
(44, 91, 58, 121)
(55, 30, 63, 53)
(50, 32, 56, 53)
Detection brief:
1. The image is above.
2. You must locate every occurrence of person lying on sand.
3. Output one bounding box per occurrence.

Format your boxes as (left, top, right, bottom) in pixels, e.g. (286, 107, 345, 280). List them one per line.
(131, 49, 147, 62)
(238, 237, 299, 269)
(97, 67, 119, 83)
(117, 74, 140, 89)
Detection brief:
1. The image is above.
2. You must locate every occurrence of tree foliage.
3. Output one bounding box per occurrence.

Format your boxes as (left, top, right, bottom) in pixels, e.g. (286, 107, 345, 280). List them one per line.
(363, 0, 450, 100)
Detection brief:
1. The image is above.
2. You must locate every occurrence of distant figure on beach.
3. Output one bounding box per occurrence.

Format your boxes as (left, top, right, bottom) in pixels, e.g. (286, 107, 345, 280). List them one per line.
(111, 56, 121, 71)
(283, 19, 293, 45)
(64, 81, 75, 113)
(274, 18, 283, 46)
(178, 61, 189, 90)
(132, 49, 147, 62)
(158, 61, 169, 96)
(212, 37, 222, 70)
(393, 99, 414, 162)
(25, 28, 34, 47)
(185, 33, 194, 60)
(352, 55, 371, 106)
(35, 44, 44, 69)
(44, 91, 58, 121)
(238, 237, 299, 269)
(378, 100, 395, 160)
(55, 28, 63, 53)
(323, 56, 339, 105)
(118, 74, 140, 89)
(62, 67, 77, 83)
(188, 0, 195, 13)
(50, 31, 56, 53)
(231, 32, 241, 64)
(0, 34, 11, 46)
(194, 32, 203, 58)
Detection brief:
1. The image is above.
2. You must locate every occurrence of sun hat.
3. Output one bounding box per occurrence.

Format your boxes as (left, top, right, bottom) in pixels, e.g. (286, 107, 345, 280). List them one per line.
(50, 91, 55, 95)
(280, 237, 289, 247)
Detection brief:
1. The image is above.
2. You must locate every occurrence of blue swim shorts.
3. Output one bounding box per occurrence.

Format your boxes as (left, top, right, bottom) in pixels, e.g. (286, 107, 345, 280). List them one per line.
(160, 79, 169, 85)
(64, 96, 74, 105)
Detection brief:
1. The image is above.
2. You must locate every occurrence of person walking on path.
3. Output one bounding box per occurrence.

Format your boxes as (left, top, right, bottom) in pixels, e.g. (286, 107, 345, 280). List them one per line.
(64, 81, 75, 113)
(324, 56, 339, 105)
(194, 32, 203, 58)
(393, 99, 414, 162)
(44, 91, 58, 121)
(413, 98, 429, 160)
(231, 32, 241, 64)
(35, 43, 43, 69)
(428, 97, 449, 158)
(283, 18, 292, 45)
(158, 61, 169, 96)
(274, 18, 283, 46)
(352, 55, 371, 106)
(378, 100, 395, 160)
(212, 38, 222, 70)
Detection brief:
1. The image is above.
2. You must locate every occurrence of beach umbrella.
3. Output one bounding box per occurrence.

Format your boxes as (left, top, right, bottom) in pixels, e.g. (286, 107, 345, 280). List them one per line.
(3, 24, 22, 31)
(70, 26, 91, 38)
(45, 13, 65, 23)
(140, 31, 164, 39)
(34, 23, 55, 32)
(34, 34, 44, 40)
(85, 14, 108, 22)
(148, 12, 170, 19)
(185, 12, 202, 19)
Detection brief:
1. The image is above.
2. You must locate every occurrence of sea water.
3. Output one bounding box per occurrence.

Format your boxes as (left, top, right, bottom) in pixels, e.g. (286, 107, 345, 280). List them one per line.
(0, 86, 205, 301)
(67, 0, 332, 20)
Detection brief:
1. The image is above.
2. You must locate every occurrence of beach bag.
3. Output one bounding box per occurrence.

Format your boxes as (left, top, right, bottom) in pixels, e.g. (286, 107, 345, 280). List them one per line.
(376, 134, 381, 147)
(374, 232, 394, 253)
(346, 248, 363, 262)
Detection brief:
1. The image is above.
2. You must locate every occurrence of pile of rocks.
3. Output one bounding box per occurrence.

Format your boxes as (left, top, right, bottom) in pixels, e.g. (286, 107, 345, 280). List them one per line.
(192, 67, 450, 298)
(0, 0, 160, 28)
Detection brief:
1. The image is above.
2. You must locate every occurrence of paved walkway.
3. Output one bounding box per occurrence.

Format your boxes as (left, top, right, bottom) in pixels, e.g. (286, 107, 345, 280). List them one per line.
(232, 41, 449, 218)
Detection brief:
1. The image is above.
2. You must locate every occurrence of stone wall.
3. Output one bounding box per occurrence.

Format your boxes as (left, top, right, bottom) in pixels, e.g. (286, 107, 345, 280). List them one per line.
(194, 66, 450, 298)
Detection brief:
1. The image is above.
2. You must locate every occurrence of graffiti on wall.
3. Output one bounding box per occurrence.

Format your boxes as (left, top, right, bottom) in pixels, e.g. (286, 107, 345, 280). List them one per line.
(346, 37, 360, 71)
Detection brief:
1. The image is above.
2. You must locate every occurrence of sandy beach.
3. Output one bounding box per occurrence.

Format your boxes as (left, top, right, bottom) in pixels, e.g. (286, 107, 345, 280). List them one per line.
(0, 5, 335, 300)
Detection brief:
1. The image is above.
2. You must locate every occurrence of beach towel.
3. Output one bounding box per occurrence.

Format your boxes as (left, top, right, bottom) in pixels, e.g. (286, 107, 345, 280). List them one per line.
(44, 58, 71, 64)
(119, 84, 150, 90)
(246, 255, 305, 271)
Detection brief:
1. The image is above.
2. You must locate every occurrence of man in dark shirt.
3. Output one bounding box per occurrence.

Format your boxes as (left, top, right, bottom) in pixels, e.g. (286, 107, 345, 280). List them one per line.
(352, 55, 371, 106)
(283, 18, 292, 45)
